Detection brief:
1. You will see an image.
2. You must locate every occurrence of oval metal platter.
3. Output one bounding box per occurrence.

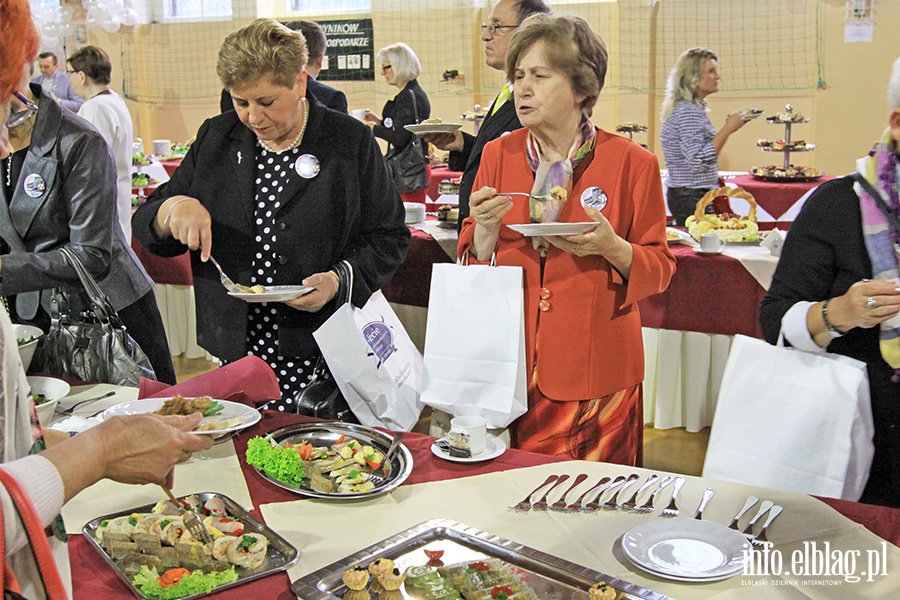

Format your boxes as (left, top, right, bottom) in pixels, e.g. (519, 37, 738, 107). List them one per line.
(253, 422, 414, 500)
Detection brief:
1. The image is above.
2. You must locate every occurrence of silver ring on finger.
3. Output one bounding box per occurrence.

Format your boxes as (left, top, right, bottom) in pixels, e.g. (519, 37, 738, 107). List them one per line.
(865, 296, 878, 309)
(573, 243, 579, 252)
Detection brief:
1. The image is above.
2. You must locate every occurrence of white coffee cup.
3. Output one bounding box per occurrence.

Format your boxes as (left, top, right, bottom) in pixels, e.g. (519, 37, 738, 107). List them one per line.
(699, 233, 726, 253)
(351, 109, 367, 121)
(448, 415, 487, 455)
(152, 139, 172, 156)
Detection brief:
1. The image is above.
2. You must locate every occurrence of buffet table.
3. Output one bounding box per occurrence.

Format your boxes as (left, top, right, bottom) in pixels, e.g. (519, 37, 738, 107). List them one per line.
(60, 398, 900, 600)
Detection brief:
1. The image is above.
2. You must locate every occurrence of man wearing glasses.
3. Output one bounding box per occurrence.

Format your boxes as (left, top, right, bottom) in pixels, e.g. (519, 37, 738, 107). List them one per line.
(30, 52, 82, 112)
(424, 0, 550, 229)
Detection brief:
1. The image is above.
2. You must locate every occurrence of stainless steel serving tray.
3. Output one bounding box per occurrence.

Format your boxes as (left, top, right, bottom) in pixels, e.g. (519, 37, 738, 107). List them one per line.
(82, 492, 299, 599)
(256, 422, 414, 500)
(292, 519, 671, 600)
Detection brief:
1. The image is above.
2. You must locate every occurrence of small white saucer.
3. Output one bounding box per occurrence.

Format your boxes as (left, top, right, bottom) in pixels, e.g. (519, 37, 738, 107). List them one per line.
(431, 434, 507, 463)
(693, 247, 724, 256)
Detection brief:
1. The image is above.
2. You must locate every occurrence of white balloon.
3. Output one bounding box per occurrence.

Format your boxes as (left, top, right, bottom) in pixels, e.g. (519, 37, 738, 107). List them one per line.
(101, 16, 121, 34)
(42, 36, 60, 49)
(59, 7, 74, 23)
(120, 8, 138, 27)
(85, 11, 102, 30)
(60, 22, 75, 37)
(83, 0, 100, 10)
(42, 22, 60, 38)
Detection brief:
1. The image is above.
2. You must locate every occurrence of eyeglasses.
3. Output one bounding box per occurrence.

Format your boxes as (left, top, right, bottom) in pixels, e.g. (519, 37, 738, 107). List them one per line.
(381, 64, 392, 71)
(481, 23, 517, 36)
(5, 91, 39, 129)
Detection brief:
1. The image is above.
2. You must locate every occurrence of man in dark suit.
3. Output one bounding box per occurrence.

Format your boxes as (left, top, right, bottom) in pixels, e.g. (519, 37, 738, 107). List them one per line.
(424, 0, 550, 228)
(287, 20, 348, 114)
(221, 20, 349, 114)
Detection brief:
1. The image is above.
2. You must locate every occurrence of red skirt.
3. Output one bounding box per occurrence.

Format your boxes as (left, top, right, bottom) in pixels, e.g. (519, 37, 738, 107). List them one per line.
(512, 383, 643, 466)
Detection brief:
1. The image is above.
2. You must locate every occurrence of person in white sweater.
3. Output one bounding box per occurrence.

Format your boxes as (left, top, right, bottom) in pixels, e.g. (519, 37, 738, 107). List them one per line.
(68, 45, 135, 240)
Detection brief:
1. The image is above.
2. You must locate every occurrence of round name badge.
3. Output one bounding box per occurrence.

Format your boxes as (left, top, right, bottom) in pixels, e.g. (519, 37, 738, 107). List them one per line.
(23, 174, 47, 198)
(295, 154, 320, 179)
(383, 117, 393, 128)
(581, 186, 607, 211)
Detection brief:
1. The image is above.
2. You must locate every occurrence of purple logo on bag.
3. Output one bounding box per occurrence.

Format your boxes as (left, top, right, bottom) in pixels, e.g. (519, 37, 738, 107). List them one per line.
(362, 318, 397, 368)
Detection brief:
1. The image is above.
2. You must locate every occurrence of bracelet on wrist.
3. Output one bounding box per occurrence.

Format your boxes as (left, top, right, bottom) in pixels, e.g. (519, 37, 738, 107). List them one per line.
(821, 299, 845, 337)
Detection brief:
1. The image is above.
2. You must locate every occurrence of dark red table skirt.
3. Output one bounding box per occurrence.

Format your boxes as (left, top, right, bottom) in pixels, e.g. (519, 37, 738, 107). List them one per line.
(131, 238, 193, 286)
(68, 412, 900, 599)
(426, 166, 462, 204)
(637, 244, 766, 338)
(382, 226, 454, 308)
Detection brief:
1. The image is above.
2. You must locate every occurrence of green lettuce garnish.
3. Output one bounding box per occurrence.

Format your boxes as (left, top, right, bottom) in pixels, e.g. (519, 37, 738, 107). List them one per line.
(245, 436, 306, 485)
(132, 566, 238, 599)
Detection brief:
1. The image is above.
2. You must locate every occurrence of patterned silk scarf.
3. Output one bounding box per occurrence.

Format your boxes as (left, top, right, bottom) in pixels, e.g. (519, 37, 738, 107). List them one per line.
(857, 129, 900, 380)
(525, 115, 596, 224)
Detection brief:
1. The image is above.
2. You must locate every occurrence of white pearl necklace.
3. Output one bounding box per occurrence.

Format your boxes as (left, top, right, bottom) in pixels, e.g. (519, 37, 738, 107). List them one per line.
(258, 98, 308, 154)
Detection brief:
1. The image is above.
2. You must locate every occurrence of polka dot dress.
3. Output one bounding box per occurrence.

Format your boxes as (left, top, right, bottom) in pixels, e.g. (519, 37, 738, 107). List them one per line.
(246, 145, 318, 411)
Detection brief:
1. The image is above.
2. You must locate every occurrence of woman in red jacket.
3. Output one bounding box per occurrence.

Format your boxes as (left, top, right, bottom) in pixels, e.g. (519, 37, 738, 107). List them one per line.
(459, 14, 675, 465)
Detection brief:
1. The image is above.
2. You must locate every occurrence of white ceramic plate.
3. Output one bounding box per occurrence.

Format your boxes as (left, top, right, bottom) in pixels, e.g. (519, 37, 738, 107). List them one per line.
(507, 222, 597, 237)
(102, 398, 261, 435)
(693, 247, 724, 256)
(621, 519, 752, 582)
(405, 123, 463, 135)
(666, 228, 695, 245)
(741, 110, 764, 120)
(431, 434, 506, 463)
(228, 285, 314, 303)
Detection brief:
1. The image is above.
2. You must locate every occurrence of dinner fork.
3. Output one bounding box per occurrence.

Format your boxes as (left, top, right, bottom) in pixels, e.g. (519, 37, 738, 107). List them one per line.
(635, 474, 673, 513)
(565, 476, 610, 512)
(373, 432, 404, 478)
(583, 475, 626, 512)
(693, 487, 716, 520)
(548, 473, 588, 512)
(159, 486, 212, 544)
(659, 475, 686, 517)
(619, 473, 660, 511)
(531, 474, 571, 511)
(54, 390, 116, 416)
(510, 474, 558, 512)
(601, 473, 640, 510)
(728, 496, 760, 530)
(499, 192, 554, 201)
(741, 500, 774, 538)
(208, 256, 242, 294)
(750, 505, 783, 547)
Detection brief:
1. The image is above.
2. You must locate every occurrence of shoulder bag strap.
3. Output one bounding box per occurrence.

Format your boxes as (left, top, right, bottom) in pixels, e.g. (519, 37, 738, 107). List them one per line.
(0, 469, 69, 599)
(408, 88, 420, 124)
(851, 172, 900, 232)
(58, 246, 119, 326)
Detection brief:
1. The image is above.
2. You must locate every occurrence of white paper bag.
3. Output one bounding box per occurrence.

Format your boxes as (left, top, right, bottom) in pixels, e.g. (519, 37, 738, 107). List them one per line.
(421, 263, 528, 428)
(703, 334, 874, 500)
(314, 291, 425, 431)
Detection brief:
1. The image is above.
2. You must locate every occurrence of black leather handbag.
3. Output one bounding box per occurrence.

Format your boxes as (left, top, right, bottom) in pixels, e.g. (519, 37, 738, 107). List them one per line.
(38, 247, 156, 386)
(293, 261, 358, 422)
(385, 90, 428, 193)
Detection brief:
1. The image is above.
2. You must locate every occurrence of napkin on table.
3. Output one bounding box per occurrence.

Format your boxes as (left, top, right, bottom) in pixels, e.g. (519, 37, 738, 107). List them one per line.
(138, 355, 281, 407)
(761, 228, 785, 256)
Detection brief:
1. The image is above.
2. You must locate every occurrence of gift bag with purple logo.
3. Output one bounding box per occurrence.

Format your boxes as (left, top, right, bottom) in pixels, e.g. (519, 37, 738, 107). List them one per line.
(314, 290, 425, 431)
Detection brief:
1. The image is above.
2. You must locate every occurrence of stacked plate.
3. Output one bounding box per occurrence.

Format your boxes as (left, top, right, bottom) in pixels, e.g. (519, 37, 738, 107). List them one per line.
(404, 202, 426, 224)
(620, 519, 752, 582)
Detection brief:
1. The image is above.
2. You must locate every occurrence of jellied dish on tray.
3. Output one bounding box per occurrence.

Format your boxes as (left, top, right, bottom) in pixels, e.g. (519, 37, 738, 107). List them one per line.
(251, 422, 414, 499)
(83, 492, 299, 599)
(292, 519, 671, 600)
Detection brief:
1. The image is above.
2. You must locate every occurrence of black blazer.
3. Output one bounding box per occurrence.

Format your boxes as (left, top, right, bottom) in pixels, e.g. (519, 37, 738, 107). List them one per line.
(133, 94, 410, 362)
(0, 84, 151, 312)
(307, 77, 348, 114)
(448, 95, 522, 225)
(373, 80, 430, 160)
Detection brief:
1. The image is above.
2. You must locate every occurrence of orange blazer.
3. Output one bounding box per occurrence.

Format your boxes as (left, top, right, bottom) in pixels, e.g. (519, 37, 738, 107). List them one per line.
(459, 128, 676, 400)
